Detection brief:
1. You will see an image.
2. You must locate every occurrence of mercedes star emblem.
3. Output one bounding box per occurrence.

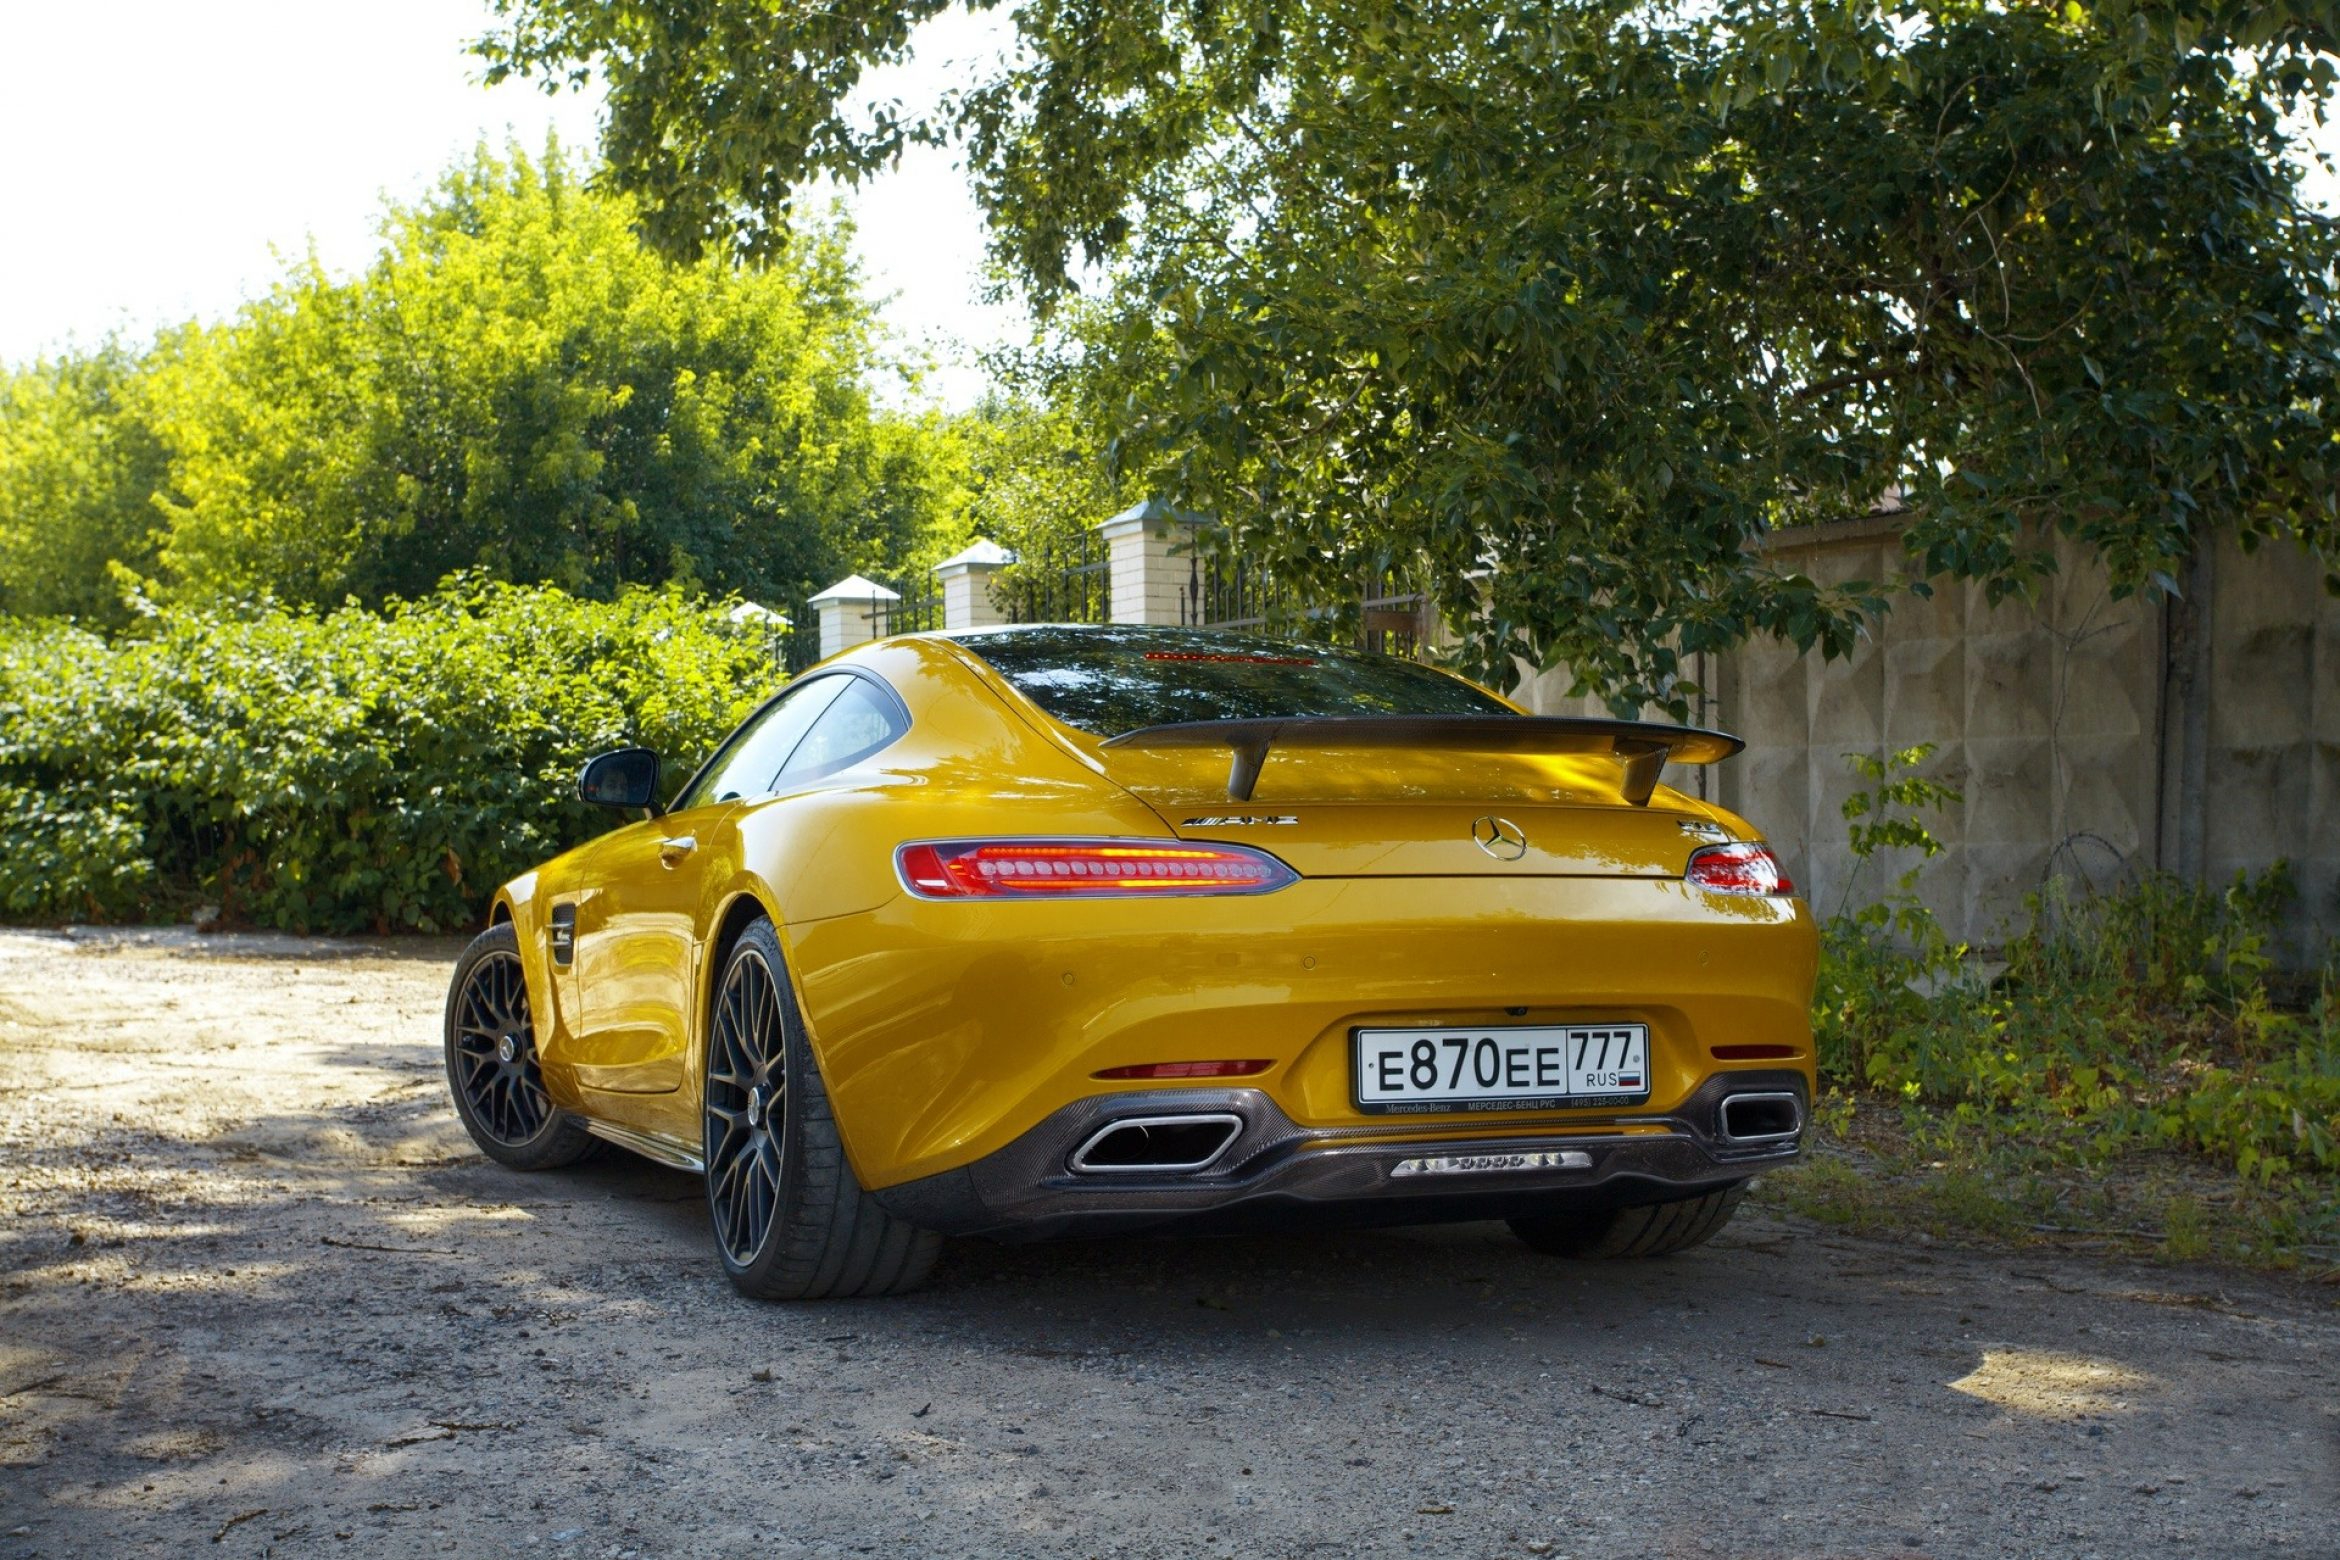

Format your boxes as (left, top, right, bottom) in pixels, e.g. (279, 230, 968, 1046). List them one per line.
(1471, 815, 1529, 861)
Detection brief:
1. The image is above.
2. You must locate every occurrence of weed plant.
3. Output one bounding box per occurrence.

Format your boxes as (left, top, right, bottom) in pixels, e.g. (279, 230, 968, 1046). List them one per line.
(1793, 746, 2340, 1268)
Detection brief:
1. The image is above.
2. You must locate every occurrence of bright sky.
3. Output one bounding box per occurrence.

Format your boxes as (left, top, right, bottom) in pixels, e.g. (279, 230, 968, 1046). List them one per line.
(0, 0, 1025, 406)
(0, 3, 2331, 410)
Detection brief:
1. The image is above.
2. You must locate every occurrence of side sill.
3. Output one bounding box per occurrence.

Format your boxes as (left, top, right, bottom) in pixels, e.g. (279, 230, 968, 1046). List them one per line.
(583, 1118, 705, 1174)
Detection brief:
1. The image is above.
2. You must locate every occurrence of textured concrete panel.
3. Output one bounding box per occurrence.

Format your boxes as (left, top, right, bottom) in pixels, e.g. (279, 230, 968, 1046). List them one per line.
(1497, 522, 2326, 964)
(1808, 633, 1886, 750)
(1963, 628, 2054, 740)
(1882, 633, 1963, 752)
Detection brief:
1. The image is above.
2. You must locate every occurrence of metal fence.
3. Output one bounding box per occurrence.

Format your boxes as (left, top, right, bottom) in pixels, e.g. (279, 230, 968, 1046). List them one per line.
(737, 600, 823, 677)
(871, 582, 943, 639)
(1359, 570, 1432, 658)
(1180, 552, 1431, 657)
(778, 608, 820, 675)
(998, 531, 1111, 625)
(1177, 552, 1300, 632)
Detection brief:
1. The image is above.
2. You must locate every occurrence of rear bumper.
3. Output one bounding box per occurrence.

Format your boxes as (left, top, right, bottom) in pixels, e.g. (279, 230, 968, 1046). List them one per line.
(795, 875, 1818, 1187)
(872, 1069, 1806, 1241)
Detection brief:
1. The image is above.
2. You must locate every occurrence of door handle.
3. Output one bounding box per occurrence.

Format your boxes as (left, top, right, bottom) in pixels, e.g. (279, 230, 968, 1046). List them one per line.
(657, 835, 697, 867)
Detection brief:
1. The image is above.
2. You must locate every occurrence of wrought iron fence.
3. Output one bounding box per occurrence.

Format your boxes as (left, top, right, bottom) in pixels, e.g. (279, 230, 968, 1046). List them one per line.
(778, 606, 820, 675)
(1180, 553, 1431, 658)
(998, 531, 1111, 624)
(1177, 552, 1303, 633)
(730, 599, 821, 678)
(871, 581, 943, 639)
(1359, 571, 1432, 658)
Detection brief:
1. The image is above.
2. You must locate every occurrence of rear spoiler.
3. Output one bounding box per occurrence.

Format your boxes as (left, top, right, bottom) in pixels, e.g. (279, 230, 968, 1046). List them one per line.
(1098, 716, 1745, 805)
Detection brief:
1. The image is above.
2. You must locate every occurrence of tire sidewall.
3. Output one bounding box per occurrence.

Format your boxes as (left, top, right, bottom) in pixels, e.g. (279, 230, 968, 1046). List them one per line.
(444, 922, 577, 1168)
(707, 918, 812, 1286)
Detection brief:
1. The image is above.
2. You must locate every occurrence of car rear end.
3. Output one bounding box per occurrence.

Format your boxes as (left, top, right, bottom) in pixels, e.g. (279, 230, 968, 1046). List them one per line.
(814, 627, 1816, 1241)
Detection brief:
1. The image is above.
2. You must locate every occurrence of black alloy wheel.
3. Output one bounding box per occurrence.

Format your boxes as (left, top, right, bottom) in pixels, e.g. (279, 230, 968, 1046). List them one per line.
(704, 941, 786, 1267)
(443, 923, 595, 1170)
(701, 916, 941, 1300)
(452, 948, 549, 1142)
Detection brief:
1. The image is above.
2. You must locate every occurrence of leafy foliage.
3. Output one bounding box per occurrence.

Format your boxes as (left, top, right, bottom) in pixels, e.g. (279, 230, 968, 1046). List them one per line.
(1814, 749, 2340, 1211)
(0, 346, 171, 624)
(0, 143, 956, 618)
(0, 583, 788, 933)
(484, 0, 2340, 711)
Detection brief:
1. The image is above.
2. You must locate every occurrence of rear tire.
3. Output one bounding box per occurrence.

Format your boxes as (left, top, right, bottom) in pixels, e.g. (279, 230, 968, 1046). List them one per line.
(443, 923, 596, 1171)
(1507, 1183, 1745, 1259)
(703, 916, 941, 1301)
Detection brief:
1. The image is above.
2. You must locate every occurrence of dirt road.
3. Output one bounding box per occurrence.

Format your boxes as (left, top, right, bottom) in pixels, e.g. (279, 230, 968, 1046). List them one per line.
(0, 928, 2333, 1558)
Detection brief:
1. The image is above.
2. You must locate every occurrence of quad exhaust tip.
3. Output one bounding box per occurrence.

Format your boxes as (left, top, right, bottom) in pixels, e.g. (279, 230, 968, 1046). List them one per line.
(1717, 1091, 1803, 1144)
(1070, 1114, 1243, 1174)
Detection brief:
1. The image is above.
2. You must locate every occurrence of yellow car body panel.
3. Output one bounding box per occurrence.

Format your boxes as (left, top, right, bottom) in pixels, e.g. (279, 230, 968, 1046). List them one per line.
(795, 875, 1811, 1189)
(488, 628, 1817, 1234)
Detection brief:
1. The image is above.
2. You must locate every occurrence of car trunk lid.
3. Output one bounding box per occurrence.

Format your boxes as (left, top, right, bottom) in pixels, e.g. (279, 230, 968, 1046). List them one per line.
(1088, 733, 1736, 878)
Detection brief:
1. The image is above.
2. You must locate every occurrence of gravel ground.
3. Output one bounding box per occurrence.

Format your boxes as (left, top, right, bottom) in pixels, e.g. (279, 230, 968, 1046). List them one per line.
(0, 926, 2334, 1559)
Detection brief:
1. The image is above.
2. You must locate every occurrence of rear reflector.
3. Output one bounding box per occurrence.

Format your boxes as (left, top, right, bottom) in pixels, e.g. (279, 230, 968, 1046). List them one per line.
(1092, 1060, 1274, 1080)
(1710, 1044, 1801, 1060)
(1684, 842, 1795, 896)
(896, 839, 1298, 899)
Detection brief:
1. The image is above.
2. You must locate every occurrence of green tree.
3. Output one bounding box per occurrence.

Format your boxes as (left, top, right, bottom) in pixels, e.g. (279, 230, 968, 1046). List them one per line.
(0, 141, 964, 620)
(482, 1, 2340, 711)
(961, 390, 1128, 551)
(0, 344, 172, 624)
(146, 140, 941, 610)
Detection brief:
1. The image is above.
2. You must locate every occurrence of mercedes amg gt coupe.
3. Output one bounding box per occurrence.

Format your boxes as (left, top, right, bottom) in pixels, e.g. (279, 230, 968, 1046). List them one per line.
(443, 624, 1816, 1300)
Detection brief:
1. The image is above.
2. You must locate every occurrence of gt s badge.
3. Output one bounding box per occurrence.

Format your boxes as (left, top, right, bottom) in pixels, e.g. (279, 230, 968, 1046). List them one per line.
(1677, 820, 1733, 843)
(1182, 815, 1299, 826)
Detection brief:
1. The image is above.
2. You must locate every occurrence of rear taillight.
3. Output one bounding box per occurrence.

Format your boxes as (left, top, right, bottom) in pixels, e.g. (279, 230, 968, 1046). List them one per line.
(1684, 842, 1795, 896)
(896, 838, 1298, 899)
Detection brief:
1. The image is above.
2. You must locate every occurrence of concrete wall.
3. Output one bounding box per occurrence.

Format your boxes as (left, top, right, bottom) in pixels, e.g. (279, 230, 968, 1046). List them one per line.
(1515, 523, 2340, 964)
(2198, 536, 2340, 963)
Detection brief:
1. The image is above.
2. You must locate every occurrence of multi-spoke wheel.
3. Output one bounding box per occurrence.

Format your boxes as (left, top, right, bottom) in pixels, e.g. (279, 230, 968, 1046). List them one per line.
(443, 924, 594, 1170)
(702, 916, 941, 1300)
(705, 941, 786, 1266)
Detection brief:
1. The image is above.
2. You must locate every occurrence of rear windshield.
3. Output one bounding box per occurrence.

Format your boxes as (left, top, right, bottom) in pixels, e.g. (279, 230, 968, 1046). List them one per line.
(956, 626, 1511, 737)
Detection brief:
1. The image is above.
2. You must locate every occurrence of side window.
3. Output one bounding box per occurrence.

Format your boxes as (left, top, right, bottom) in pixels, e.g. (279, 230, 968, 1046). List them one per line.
(673, 677, 848, 811)
(777, 679, 907, 784)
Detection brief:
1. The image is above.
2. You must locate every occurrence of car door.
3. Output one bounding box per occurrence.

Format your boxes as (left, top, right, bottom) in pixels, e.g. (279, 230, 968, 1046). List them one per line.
(563, 676, 852, 1095)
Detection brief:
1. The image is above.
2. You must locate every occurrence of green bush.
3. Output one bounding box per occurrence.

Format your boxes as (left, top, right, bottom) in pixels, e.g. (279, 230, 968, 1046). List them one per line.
(0, 580, 788, 933)
(1813, 748, 2340, 1186)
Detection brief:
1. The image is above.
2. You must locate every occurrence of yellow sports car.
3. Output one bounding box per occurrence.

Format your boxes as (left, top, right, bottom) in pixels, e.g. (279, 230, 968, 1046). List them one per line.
(443, 625, 1816, 1300)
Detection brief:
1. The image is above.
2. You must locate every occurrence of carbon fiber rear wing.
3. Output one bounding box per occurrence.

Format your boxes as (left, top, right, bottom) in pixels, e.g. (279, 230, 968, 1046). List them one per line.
(1098, 716, 1745, 805)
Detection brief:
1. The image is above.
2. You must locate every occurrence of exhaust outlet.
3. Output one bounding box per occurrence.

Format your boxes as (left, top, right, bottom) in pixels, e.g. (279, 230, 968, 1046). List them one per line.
(1717, 1092, 1802, 1145)
(1070, 1114, 1243, 1174)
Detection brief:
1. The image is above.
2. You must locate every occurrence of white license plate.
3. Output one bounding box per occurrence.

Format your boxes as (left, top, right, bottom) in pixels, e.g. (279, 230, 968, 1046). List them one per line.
(1353, 1024, 1651, 1114)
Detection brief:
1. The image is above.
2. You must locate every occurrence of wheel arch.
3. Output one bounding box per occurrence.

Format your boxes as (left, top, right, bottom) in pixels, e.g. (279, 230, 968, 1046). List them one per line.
(484, 873, 553, 1031)
(699, 883, 798, 1075)
(697, 880, 886, 1184)
(707, 887, 780, 993)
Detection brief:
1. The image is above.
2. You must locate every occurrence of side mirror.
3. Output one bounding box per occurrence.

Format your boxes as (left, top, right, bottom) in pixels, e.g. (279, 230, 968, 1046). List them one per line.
(577, 747, 663, 815)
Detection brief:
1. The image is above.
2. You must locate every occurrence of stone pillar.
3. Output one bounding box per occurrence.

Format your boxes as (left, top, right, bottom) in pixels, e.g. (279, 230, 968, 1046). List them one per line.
(935, 539, 1015, 631)
(808, 573, 900, 658)
(1096, 499, 1198, 626)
